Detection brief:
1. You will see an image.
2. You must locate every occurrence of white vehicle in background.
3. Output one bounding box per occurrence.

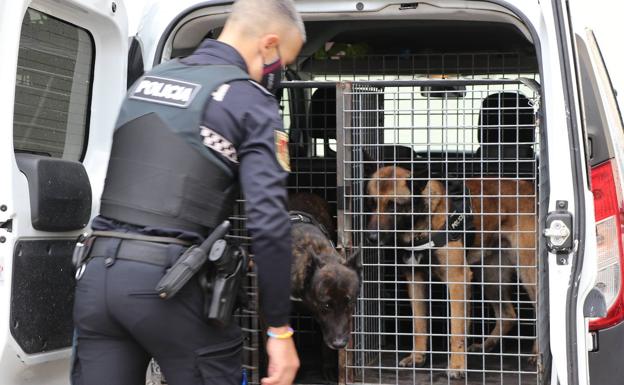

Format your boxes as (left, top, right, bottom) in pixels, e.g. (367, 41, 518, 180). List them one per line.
(1, 1, 623, 385)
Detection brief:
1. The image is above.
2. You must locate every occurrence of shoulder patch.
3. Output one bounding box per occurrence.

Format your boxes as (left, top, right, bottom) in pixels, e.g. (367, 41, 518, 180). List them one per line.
(201, 126, 238, 164)
(130, 76, 201, 108)
(274, 130, 290, 172)
(211, 84, 230, 102)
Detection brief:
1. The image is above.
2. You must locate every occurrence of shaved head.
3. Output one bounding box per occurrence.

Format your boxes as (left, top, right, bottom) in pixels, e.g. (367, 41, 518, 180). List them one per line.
(219, 0, 305, 83)
(228, 0, 306, 41)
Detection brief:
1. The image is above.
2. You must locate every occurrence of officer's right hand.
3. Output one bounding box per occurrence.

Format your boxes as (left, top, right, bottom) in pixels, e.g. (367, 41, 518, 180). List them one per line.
(261, 327, 300, 385)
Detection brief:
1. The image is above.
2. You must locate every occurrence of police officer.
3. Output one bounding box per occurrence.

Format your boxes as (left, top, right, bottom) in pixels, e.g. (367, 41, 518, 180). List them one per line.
(71, 1, 304, 384)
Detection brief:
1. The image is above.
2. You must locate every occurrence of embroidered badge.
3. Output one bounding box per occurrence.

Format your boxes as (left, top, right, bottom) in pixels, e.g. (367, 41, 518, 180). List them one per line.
(274, 130, 290, 172)
(130, 76, 201, 108)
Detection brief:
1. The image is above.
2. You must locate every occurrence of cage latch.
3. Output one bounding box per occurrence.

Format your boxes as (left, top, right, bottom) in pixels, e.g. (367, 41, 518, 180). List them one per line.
(0, 218, 12, 235)
(544, 200, 574, 263)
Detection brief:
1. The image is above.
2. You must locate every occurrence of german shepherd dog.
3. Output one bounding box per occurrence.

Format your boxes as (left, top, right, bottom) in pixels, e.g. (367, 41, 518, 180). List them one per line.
(366, 166, 537, 379)
(288, 192, 361, 350)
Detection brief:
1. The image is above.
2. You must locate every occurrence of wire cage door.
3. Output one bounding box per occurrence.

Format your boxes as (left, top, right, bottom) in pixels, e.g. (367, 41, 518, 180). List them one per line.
(337, 79, 543, 385)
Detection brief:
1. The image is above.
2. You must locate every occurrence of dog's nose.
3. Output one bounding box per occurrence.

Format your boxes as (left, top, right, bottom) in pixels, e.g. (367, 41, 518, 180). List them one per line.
(367, 231, 379, 244)
(331, 337, 348, 349)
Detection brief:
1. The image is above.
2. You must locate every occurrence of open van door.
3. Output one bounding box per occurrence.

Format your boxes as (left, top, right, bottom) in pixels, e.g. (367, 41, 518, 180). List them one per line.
(540, 1, 603, 385)
(0, 1, 128, 384)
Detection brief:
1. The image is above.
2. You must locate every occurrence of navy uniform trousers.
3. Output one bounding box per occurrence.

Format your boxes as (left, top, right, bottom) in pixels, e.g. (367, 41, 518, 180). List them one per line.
(71, 238, 242, 385)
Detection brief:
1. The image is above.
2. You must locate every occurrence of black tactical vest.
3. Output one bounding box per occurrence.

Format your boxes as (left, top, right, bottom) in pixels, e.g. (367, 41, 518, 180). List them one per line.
(100, 60, 250, 236)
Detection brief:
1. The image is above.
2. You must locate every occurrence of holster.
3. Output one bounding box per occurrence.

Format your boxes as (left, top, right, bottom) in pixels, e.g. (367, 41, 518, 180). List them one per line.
(156, 220, 231, 299)
(199, 241, 249, 326)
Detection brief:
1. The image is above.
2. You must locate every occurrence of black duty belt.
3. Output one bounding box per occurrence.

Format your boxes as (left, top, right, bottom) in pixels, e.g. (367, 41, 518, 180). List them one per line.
(89, 238, 186, 267)
(91, 230, 193, 246)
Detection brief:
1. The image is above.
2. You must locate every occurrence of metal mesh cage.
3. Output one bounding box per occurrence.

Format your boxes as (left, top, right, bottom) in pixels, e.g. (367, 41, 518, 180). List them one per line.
(246, 51, 541, 385)
(230, 200, 263, 385)
(339, 79, 540, 385)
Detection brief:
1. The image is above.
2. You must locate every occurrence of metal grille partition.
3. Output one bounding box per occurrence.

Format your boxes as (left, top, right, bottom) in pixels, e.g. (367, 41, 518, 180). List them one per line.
(336, 79, 541, 385)
(239, 50, 542, 385)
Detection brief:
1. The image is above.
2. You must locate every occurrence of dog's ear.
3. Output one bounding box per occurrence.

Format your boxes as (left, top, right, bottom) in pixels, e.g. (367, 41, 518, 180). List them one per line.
(310, 249, 326, 269)
(302, 248, 325, 293)
(344, 247, 362, 276)
(362, 149, 380, 179)
(408, 166, 428, 195)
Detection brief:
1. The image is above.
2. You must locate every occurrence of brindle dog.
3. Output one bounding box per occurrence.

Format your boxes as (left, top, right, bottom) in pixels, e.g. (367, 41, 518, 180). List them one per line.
(366, 166, 537, 379)
(288, 192, 361, 350)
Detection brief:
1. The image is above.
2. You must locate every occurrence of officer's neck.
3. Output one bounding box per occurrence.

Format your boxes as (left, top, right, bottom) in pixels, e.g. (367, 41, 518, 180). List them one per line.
(217, 31, 259, 81)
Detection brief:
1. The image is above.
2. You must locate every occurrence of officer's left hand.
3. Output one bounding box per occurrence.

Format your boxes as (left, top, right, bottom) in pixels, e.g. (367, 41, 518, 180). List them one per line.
(261, 328, 300, 385)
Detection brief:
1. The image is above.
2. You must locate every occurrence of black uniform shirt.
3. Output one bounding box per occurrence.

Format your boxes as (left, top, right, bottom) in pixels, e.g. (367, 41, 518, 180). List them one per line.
(94, 39, 292, 327)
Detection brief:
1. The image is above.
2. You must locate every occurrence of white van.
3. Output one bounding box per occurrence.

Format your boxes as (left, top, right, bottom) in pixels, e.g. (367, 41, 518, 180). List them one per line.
(1, 1, 623, 385)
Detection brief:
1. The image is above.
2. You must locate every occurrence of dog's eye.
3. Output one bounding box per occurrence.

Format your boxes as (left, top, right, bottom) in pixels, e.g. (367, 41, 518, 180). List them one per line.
(320, 303, 331, 312)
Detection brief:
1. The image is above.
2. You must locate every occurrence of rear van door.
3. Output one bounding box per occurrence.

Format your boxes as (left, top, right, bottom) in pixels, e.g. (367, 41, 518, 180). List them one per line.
(539, 1, 602, 385)
(542, 0, 624, 384)
(0, 1, 128, 384)
(574, 29, 624, 385)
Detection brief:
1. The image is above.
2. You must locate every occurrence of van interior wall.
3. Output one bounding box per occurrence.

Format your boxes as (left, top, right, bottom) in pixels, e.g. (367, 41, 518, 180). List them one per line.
(213, 20, 542, 385)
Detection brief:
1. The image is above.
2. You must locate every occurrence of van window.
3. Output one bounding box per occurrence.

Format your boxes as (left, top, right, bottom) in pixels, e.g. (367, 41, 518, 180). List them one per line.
(575, 33, 621, 166)
(313, 74, 538, 154)
(13, 8, 94, 161)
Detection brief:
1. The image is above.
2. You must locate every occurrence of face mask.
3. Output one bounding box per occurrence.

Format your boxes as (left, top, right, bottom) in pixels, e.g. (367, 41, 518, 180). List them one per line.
(261, 54, 283, 95)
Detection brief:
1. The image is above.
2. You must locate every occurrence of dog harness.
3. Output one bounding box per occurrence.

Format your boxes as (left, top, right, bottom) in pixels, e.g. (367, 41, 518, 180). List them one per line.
(403, 181, 475, 262)
(289, 211, 335, 247)
(288, 211, 335, 302)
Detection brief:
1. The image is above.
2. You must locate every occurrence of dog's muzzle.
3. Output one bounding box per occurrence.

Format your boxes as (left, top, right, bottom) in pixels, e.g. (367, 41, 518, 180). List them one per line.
(366, 231, 380, 244)
(329, 336, 348, 350)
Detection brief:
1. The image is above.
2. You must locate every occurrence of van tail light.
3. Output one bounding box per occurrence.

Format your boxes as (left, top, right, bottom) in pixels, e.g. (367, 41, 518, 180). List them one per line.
(589, 159, 624, 331)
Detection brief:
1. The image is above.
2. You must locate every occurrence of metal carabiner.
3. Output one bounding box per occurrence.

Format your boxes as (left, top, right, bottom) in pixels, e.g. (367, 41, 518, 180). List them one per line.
(75, 263, 87, 280)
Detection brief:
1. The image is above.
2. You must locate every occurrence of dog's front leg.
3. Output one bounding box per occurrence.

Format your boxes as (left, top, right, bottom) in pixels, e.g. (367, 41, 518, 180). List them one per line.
(437, 242, 472, 380)
(320, 341, 338, 382)
(401, 269, 428, 367)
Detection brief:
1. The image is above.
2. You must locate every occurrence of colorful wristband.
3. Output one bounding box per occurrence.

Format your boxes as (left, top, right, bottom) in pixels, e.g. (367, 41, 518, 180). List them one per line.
(267, 327, 294, 339)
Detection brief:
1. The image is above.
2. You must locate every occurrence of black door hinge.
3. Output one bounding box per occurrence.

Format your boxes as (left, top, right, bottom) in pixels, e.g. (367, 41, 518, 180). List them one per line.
(544, 200, 574, 264)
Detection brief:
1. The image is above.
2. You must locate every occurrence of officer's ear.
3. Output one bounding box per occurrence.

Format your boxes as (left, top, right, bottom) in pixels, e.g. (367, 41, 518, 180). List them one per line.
(259, 34, 280, 56)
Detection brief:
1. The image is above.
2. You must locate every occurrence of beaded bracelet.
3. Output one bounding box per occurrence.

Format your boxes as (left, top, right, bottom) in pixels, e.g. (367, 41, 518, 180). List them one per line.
(267, 327, 294, 339)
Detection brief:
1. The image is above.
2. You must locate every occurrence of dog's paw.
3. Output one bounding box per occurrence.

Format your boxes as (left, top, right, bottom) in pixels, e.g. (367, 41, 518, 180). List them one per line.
(447, 368, 465, 380)
(447, 358, 466, 380)
(527, 341, 539, 366)
(527, 355, 538, 366)
(467, 342, 484, 352)
(468, 340, 498, 353)
(399, 353, 426, 367)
